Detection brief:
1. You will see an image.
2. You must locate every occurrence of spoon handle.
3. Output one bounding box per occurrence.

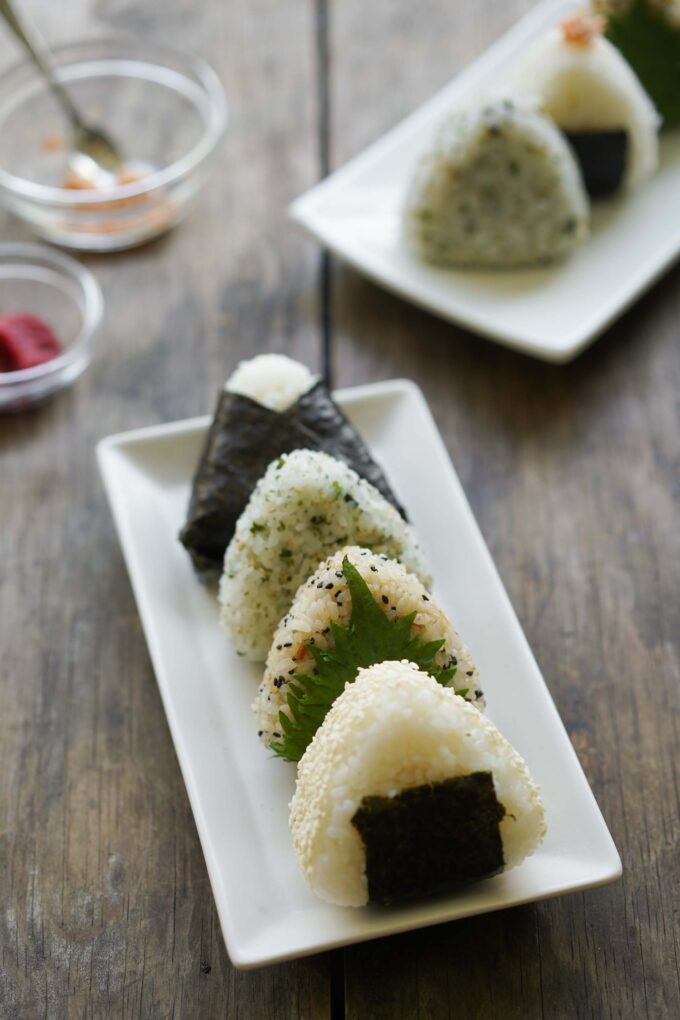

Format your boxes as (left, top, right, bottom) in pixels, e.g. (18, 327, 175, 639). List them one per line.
(0, 0, 84, 130)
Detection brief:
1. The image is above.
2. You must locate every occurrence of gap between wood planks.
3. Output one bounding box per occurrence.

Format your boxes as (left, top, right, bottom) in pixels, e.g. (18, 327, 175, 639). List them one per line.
(316, 0, 345, 1015)
(316, 0, 334, 391)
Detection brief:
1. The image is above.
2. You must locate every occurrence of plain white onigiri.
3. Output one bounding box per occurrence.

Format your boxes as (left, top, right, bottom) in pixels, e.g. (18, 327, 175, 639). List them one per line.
(290, 660, 546, 907)
(512, 21, 659, 189)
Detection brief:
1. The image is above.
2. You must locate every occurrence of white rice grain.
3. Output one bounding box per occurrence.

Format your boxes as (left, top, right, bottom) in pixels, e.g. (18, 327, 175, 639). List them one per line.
(225, 353, 316, 411)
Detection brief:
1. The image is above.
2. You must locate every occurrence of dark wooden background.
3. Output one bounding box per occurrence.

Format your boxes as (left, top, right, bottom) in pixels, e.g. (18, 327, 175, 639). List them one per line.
(1, 1, 679, 1017)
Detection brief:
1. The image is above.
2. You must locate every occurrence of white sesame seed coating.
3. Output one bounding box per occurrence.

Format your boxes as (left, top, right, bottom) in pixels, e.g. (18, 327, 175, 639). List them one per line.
(290, 661, 546, 907)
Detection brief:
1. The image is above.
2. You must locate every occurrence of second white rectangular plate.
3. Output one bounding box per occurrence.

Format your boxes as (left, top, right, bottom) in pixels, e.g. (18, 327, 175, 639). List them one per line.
(97, 380, 621, 967)
(290, 0, 680, 362)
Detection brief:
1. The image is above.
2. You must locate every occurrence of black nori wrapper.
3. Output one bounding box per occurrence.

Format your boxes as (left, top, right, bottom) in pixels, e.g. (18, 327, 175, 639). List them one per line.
(295, 383, 405, 515)
(179, 380, 407, 572)
(351, 772, 506, 906)
(565, 130, 628, 198)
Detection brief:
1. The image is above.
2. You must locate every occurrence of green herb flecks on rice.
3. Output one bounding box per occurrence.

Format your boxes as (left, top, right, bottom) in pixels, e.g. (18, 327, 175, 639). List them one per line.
(403, 98, 589, 267)
(219, 451, 430, 660)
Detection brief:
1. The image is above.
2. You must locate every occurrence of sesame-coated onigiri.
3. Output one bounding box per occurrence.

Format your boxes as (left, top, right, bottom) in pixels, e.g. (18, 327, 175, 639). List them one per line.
(219, 451, 430, 660)
(254, 546, 484, 749)
(290, 660, 546, 907)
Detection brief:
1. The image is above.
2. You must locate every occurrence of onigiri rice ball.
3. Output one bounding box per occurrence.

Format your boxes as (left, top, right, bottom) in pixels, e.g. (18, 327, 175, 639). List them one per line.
(254, 546, 484, 750)
(290, 660, 546, 907)
(219, 451, 429, 660)
(403, 98, 589, 267)
(512, 15, 659, 191)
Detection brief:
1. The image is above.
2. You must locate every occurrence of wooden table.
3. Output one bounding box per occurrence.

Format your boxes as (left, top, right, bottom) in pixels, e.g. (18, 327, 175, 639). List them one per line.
(2, 1, 679, 1017)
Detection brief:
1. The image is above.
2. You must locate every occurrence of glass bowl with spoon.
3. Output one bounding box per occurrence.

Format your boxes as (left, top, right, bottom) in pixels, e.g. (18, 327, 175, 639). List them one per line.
(0, 1, 228, 250)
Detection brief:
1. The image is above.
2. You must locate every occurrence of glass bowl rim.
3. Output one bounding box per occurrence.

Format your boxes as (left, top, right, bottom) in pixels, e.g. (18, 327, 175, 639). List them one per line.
(0, 242, 103, 384)
(0, 37, 228, 207)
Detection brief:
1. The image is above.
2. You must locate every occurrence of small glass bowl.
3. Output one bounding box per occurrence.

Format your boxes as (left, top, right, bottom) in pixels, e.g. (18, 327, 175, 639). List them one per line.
(0, 39, 227, 251)
(0, 244, 102, 412)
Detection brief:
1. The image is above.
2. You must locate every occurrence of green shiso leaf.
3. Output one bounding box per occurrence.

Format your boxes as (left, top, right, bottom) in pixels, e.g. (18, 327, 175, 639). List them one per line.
(271, 557, 456, 763)
(604, 0, 680, 126)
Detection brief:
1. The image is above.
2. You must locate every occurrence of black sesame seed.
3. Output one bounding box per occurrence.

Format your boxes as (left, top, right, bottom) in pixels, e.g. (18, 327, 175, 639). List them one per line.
(422, 594, 430, 602)
(288, 668, 296, 675)
(284, 642, 292, 648)
(451, 656, 458, 666)
(317, 583, 324, 589)
(475, 689, 483, 699)
(272, 732, 281, 739)
(381, 595, 389, 604)
(325, 582, 334, 590)
(335, 571, 343, 578)
(466, 671, 473, 677)
(370, 565, 378, 572)
(276, 644, 282, 650)
(257, 730, 263, 737)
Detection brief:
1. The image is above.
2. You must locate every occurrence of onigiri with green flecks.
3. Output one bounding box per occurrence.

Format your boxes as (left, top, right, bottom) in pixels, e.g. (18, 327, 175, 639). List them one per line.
(219, 450, 430, 660)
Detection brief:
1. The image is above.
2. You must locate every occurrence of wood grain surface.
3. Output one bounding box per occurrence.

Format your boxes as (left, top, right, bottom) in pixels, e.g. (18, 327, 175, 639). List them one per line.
(1, 1, 679, 1018)
(0, 1, 330, 1018)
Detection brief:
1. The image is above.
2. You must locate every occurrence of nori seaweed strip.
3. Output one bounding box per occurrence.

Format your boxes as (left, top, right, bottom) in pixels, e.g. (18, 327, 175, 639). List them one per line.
(295, 381, 407, 520)
(179, 391, 323, 572)
(352, 772, 506, 905)
(565, 130, 628, 197)
(180, 382, 406, 573)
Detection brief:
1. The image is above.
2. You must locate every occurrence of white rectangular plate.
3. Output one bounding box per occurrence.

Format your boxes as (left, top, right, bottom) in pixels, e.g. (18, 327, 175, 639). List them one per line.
(97, 380, 621, 968)
(290, 0, 680, 362)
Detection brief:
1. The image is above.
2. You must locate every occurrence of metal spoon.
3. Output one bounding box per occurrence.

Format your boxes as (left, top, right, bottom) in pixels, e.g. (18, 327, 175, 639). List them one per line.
(0, 0, 124, 186)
